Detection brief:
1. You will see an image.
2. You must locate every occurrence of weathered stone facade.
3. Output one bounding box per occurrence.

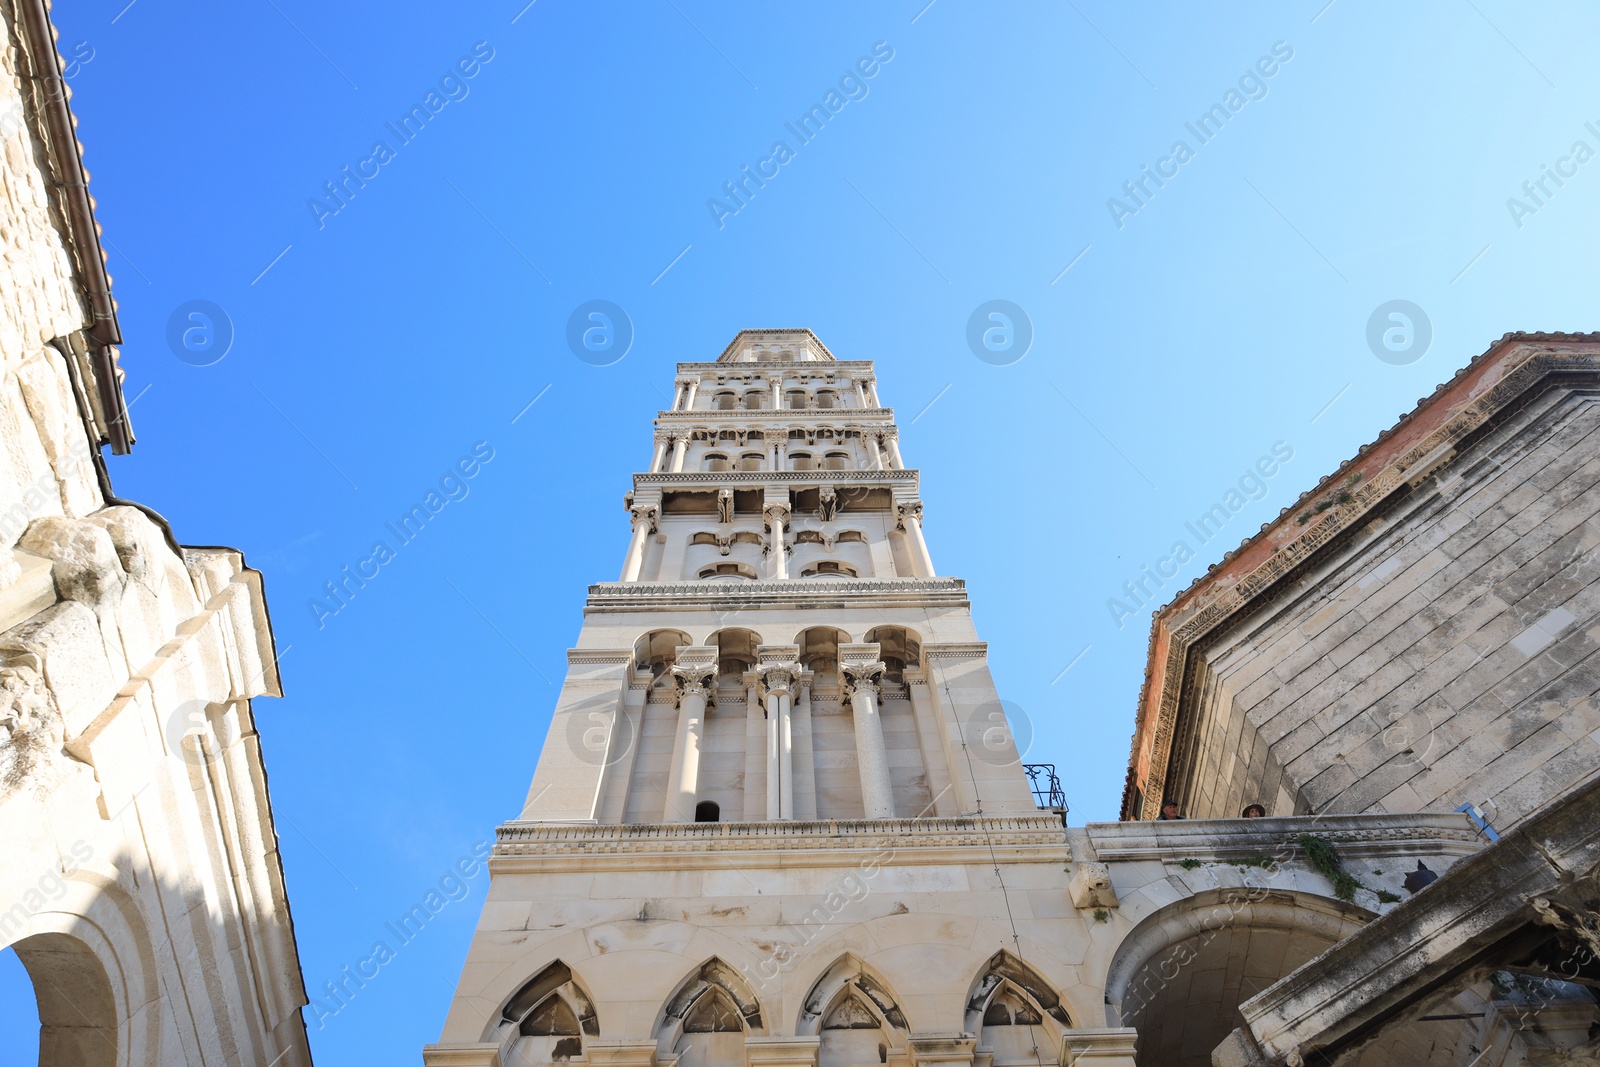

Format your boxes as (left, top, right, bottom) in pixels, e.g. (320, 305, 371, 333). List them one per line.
(1122, 337, 1600, 833)
(0, 1, 310, 1063)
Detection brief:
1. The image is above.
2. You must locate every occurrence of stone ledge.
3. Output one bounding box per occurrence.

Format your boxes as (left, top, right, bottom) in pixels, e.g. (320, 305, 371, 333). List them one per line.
(1085, 812, 1483, 863)
(492, 815, 1070, 871)
(634, 469, 916, 487)
(585, 577, 968, 612)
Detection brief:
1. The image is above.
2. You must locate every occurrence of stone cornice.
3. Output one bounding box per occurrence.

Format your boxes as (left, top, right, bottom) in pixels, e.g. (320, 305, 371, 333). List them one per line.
(679, 359, 873, 375)
(491, 815, 1070, 872)
(923, 642, 989, 660)
(1085, 812, 1483, 863)
(584, 577, 968, 612)
(632, 469, 917, 490)
(1124, 340, 1600, 820)
(654, 409, 894, 423)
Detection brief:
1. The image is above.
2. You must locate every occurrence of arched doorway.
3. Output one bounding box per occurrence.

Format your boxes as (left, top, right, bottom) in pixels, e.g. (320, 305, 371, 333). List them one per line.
(1106, 889, 1371, 1067)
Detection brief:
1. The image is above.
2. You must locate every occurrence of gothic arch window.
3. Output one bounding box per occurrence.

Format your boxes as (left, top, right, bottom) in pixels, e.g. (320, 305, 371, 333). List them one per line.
(656, 958, 766, 1067)
(496, 960, 599, 1064)
(694, 800, 720, 823)
(797, 955, 909, 1067)
(964, 951, 1072, 1066)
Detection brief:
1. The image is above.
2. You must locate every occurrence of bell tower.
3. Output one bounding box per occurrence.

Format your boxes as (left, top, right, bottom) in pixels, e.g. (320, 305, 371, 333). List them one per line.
(427, 330, 1128, 1067)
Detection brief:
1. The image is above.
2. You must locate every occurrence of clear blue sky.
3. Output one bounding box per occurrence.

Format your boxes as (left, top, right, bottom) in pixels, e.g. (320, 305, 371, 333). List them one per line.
(4, 1, 1598, 1062)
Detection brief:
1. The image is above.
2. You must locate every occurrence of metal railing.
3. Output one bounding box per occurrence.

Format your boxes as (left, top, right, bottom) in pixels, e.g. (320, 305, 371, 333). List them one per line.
(1024, 764, 1068, 812)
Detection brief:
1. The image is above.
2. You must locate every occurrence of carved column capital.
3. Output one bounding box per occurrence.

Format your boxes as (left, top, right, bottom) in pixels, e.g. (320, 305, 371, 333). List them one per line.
(841, 660, 887, 699)
(895, 501, 924, 531)
(670, 663, 718, 707)
(630, 505, 659, 534)
(758, 662, 801, 701)
(763, 502, 791, 525)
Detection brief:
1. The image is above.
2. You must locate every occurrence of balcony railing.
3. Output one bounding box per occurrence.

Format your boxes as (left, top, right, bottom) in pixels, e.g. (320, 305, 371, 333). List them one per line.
(1025, 763, 1068, 811)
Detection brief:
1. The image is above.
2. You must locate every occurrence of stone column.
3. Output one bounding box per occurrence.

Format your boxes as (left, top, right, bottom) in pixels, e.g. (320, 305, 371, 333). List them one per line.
(794, 672, 817, 819)
(765, 503, 790, 580)
(770, 377, 783, 408)
(669, 435, 689, 473)
(853, 379, 870, 408)
(757, 652, 800, 821)
(620, 506, 656, 582)
(744, 673, 765, 820)
(842, 653, 894, 819)
(897, 502, 935, 578)
(885, 432, 905, 468)
(663, 659, 716, 822)
(866, 433, 885, 471)
(681, 379, 698, 410)
(649, 435, 668, 473)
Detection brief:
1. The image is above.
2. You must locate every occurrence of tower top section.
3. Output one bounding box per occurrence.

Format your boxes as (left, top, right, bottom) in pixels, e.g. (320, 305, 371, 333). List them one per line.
(716, 328, 836, 363)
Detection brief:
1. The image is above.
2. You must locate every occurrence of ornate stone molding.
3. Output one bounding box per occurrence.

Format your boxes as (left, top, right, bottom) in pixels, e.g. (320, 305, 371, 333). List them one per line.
(492, 814, 1072, 872)
(566, 649, 633, 666)
(922, 642, 988, 660)
(586, 577, 969, 612)
(1085, 811, 1485, 863)
(634, 469, 916, 488)
(895, 501, 924, 531)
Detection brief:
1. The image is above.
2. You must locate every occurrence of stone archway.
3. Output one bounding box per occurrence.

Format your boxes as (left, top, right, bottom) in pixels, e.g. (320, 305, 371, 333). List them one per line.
(8, 931, 117, 1067)
(1105, 889, 1372, 1067)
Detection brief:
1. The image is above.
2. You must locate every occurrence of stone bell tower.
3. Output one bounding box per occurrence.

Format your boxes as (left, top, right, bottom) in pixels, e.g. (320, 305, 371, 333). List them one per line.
(426, 330, 1136, 1067)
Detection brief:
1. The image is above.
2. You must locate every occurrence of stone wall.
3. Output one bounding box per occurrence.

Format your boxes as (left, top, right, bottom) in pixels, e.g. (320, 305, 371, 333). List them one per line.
(1173, 379, 1599, 828)
(0, 2, 310, 1063)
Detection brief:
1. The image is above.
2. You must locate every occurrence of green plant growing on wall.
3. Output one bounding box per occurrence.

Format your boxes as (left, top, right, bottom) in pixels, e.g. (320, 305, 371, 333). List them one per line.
(1298, 834, 1364, 902)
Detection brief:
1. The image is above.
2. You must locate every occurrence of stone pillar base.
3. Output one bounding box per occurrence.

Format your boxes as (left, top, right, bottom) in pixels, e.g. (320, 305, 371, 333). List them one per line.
(909, 1032, 977, 1067)
(421, 1043, 502, 1067)
(1061, 1028, 1139, 1065)
(746, 1035, 821, 1067)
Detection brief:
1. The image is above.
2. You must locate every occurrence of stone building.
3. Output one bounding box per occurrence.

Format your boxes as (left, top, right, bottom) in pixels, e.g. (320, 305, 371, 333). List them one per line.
(0, 2, 311, 1064)
(427, 330, 1600, 1067)
(1119, 333, 1600, 1063)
